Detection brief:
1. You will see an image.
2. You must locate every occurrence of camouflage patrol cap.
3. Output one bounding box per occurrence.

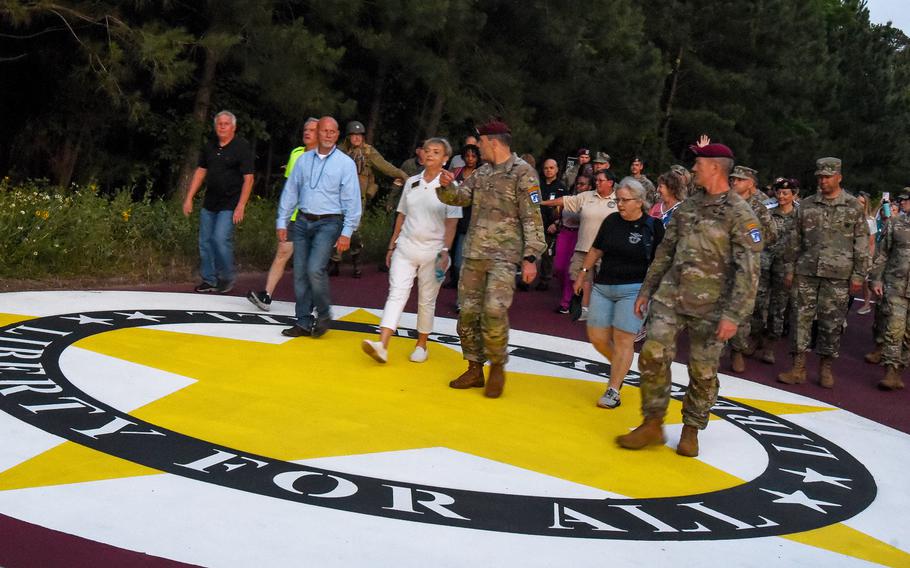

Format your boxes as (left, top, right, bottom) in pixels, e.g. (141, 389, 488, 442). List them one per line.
(730, 165, 758, 182)
(815, 157, 841, 176)
(593, 151, 611, 164)
(898, 188, 910, 201)
(345, 121, 366, 135)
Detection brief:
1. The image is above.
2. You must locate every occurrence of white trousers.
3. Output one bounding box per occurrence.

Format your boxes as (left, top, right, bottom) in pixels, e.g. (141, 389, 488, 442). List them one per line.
(379, 240, 444, 334)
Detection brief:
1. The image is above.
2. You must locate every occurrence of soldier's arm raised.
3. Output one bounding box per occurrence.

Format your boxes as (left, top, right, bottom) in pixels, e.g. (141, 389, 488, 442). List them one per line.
(370, 150, 409, 183)
(436, 169, 475, 207)
(869, 219, 892, 289)
(759, 204, 777, 248)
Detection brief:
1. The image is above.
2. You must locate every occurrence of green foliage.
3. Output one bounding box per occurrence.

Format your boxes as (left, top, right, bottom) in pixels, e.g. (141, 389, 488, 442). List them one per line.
(1, 0, 909, 203)
(0, 180, 277, 280)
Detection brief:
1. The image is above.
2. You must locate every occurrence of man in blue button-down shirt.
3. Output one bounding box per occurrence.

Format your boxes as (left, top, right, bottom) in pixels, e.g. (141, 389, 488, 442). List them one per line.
(277, 116, 361, 337)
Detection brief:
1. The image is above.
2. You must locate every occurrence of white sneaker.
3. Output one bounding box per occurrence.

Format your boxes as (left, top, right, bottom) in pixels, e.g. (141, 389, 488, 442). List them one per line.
(361, 340, 388, 363)
(409, 346, 428, 363)
(578, 306, 589, 322)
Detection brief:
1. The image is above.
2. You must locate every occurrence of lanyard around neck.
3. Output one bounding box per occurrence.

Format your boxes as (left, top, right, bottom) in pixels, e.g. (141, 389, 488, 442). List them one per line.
(307, 147, 336, 190)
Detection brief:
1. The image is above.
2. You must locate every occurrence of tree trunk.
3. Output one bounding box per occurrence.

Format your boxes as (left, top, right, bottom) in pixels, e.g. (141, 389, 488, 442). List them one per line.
(50, 133, 81, 188)
(366, 59, 390, 145)
(660, 43, 685, 160)
(176, 46, 219, 199)
(424, 90, 446, 139)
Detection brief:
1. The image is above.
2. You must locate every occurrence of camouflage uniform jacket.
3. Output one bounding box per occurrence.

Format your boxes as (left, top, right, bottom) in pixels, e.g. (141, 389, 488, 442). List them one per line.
(436, 153, 546, 264)
(640, 189, 762, 324)
(340, 141, 407, 201)
(787, 190, 869, 285)
(870, 214, 910, 297)
(765, 205, 797, 270)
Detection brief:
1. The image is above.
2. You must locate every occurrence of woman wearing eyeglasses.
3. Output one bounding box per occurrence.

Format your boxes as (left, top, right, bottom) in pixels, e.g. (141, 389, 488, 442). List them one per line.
(573, 178, 664, 408)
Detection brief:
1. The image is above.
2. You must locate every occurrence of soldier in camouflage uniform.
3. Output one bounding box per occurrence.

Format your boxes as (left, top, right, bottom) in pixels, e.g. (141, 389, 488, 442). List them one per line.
(759, 178, 800, 363)
(334, 121, 407, 277)
(778, 158, 869, 388)
(728, 165, 776, 373)
(436, 120, 546, 398)
(630, 157, 659, 207)
(869, 190, 910, 390)
(616, 143, 761, 458)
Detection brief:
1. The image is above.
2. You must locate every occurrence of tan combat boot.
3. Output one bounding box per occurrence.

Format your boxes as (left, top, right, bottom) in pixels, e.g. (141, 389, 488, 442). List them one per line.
(484, 363, 506, 398)
(777, 353, 806, 384)
(616, 417, 666, 449)
(864, 346, 883, 364)
(449, 361, 484, 389)
(878, 365, 905, 391)
(819, 356, 836, 388)
(731, 350, 746, 373)
(759, 338, 776, 364)
(676, 425, 700, 457)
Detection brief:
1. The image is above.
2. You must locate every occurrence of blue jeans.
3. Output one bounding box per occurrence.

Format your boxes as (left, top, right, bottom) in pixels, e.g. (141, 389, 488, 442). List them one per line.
(291, 216, 343, 327)
(199, 208, 235, 286)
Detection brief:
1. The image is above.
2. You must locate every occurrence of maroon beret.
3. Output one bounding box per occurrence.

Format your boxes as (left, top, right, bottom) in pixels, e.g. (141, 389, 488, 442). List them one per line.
(689, 143, 735, 159)
(477, 120, 511, 136)
(578, 148, 590, 157)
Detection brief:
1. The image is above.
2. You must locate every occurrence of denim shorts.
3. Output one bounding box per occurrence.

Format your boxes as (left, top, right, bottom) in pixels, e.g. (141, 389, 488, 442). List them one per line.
(587, 282, 643, 333)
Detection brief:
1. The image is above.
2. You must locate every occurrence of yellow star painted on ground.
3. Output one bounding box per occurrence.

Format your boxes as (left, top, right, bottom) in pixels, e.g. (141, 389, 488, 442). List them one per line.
(0, 308, 906, 566)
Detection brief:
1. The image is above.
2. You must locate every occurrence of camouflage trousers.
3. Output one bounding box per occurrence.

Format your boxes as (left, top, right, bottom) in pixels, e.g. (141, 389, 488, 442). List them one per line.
(638, 300, 725, 430)
(330, 229, 363, 263)
(790, 275, 849, 357)
(872, 294, 890, 346)
(881, 293, 910, 368)
(457, 258, 517, 365)
(731, 268, 770, 351)
(765, 260, 791, 339)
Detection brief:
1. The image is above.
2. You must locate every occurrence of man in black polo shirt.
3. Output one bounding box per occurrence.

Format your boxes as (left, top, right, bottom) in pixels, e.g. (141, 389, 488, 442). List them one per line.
(183, 110, 255, 293)
(537, 158, 568, 291)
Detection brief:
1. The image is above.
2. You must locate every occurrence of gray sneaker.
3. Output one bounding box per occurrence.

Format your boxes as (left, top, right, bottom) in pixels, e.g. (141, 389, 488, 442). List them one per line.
(597, 386, 621, 409)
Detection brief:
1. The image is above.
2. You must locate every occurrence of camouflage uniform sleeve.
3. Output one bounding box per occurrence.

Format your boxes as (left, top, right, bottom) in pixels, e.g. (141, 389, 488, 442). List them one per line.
(869, 222, 892, 285)
(720, 206, 761, 324)
(369, 151, 408, 182)
(436, 171, 477, 207)
(757, 202, 777, 248)
(639, 211, 679, 299)
(851, 207, 871, 285)
(517, 166, 546, 259)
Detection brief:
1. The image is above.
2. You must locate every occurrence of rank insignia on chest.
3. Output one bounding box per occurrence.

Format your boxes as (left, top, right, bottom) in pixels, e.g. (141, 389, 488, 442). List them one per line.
(528, 185, 541, 204)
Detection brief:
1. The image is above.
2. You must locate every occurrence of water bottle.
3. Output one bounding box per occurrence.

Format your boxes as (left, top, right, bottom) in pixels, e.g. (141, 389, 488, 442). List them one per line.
(435, 250, 450, 283)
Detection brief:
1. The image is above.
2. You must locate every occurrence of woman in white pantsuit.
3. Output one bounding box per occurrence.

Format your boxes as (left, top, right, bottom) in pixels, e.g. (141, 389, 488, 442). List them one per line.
(362, 138, 461, 363)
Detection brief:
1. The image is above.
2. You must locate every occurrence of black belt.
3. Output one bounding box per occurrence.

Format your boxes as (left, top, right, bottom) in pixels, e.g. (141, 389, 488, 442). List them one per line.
(302, 213, 342, 221)
(562, 226, 579, 231)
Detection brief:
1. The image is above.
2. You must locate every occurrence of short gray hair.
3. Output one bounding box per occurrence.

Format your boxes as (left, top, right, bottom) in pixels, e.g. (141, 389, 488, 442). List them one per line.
(213, 110, 237, 127)
(423, 137, 452, 158)
(617, 176, 650, 211)
(714, 157, 735, 176)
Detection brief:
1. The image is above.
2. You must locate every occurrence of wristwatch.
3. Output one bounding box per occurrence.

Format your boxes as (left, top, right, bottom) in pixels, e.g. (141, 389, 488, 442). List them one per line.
(523, 255, 537, 263)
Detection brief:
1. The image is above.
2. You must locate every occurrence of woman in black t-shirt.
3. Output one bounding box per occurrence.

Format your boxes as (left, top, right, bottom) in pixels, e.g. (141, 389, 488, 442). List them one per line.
(573, 178, 664, 409)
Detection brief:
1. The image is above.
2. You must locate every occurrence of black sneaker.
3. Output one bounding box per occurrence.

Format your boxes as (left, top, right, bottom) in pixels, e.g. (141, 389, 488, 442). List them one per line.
(247, 290, 272, 311)
(281, 325, 312, 337)
(312, 317, 332, 338)
(216, 281, 234, 294)
(194, 282, 217, 293)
